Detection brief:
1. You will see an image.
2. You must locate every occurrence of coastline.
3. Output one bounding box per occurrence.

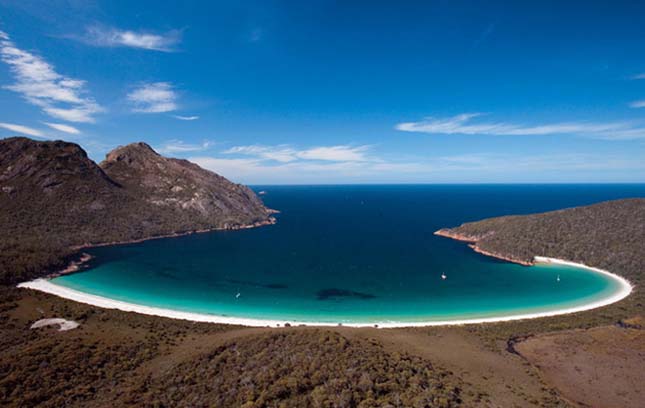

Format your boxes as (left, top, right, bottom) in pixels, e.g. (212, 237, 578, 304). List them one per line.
(17, 257, 633, 329)
(72, 216, 277, 251)
(434, 229, 533, 266)
(36, 217, 278, 280)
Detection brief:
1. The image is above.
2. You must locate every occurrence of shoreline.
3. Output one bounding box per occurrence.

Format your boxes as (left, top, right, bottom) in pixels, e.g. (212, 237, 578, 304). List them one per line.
(39, 216, 278, 280)
(434, 229, 533, 266)
(17, 257, 633, 328)
(72, 216, 277, 251)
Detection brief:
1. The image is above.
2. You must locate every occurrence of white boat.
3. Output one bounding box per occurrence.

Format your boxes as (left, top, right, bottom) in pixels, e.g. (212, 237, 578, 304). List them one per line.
(441, 273, 447, 280)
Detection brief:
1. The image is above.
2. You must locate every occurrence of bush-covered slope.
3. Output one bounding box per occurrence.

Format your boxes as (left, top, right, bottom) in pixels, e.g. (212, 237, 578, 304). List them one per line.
(436, 198, 644, 285)
(122, 330, 464, 408)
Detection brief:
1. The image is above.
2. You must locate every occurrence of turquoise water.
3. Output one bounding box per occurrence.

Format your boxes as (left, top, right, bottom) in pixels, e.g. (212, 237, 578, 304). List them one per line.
(53, 185, 642, 324)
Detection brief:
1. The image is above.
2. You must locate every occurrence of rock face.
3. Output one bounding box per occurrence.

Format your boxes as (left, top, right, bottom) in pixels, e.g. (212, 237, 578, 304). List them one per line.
(0, 137, 118, 197)
(101, 142, 271, 229)
(0, 137, 275, 283)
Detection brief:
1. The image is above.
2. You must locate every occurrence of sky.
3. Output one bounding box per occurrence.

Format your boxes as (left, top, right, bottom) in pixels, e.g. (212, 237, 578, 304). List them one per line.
(1, 0, 645, 184)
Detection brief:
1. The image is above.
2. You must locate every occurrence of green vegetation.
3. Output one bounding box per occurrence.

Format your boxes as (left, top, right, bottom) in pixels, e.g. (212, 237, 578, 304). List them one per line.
(438, 198, 644, 343)
(0, 288, 471, 408)
(124, 330, 464, 407)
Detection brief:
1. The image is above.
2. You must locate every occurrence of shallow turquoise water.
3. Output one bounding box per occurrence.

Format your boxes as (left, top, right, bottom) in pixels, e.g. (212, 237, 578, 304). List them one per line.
(53, 185, 641, 324)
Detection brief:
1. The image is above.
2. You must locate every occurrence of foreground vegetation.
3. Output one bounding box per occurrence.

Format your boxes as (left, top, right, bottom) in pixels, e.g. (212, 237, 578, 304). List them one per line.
(0, 288, 476, 407)
(125, 330, 464, 407)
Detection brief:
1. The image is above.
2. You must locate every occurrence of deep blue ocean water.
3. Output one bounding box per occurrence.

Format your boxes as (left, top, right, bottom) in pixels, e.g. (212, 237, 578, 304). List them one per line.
(53, 184, 644, 324)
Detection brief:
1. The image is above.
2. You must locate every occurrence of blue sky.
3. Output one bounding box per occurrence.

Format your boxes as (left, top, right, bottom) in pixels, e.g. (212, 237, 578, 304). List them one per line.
(1, 0, 644, 184)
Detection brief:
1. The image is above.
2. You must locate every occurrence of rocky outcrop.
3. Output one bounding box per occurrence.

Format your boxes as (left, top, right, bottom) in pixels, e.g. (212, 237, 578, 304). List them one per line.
(434, 229, 534, 266)
(101, 142, 274, 229)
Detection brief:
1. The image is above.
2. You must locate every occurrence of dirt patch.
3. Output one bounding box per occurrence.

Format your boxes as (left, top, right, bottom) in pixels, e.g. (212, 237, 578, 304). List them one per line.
(515, 324, 645, 408)
(336, 326, 566, 407)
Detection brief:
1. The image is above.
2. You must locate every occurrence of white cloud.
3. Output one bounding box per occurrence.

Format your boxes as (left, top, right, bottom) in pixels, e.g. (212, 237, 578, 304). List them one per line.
(190, 156, 371, 184)
(629, 100, 645, 108)
(80, 26, 181, 52)
(0, 31, 103, 123)
(42, 122, 81, 134)
(298, 145, 370, 161)
(0, 122, 44, 137)
(396, 113, 645, 140)
(127, 82, 178, 113)
(157, 139, 213, 154)
(435, 153, 645, 173)
(190, 148, 645, 184)
(224, 144, 371, 163)
(224, 145, 298, 163)
(173, 115, 199, 121)
(195, 144, 406, 184)
(632, 73, 645, 80)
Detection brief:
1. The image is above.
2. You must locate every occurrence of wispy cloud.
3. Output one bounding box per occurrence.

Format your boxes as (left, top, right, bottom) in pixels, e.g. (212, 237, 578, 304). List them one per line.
(78, 25, 181, 52)
(193, 144, 405, 183)
(435, 153, 645, 173)
(632, 73, 645, 80)
(157, 139, 213, 154)
(396, 113, 645, 140)
(191, 150, 645, 184)
(127, 82, 178, 113)
(0, 122, 45, 137)
(298, 145, 370, 161)
(225, 145, 298, 162)
(173, 115, 199, 121)
(224, 144, 371, 163)
(629, 100, 645, 108)
(0, 30, 103, 123)
(42, 122, 80, 134)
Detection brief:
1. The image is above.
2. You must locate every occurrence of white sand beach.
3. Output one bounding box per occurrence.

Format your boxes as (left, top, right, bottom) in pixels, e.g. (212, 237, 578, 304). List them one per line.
(17, 257, 632, 328)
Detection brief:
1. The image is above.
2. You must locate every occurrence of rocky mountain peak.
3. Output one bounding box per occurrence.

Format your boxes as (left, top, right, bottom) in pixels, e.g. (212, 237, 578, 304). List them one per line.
(0, 137, 115, 193)
(103, 142, 160, 166)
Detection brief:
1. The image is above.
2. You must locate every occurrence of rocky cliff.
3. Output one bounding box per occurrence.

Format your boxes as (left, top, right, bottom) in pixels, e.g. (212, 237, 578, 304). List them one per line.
(101, 142, 272, 230)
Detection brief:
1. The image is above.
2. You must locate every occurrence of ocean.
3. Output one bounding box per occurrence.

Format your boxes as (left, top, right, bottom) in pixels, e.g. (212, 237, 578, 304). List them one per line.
(52, 184, 644, 325)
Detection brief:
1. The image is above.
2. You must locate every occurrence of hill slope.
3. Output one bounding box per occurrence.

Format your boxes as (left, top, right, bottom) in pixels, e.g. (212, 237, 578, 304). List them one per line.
(435, 198, 644, 280)
(0, 137, 274, 284)
(435, 198, 645, 320)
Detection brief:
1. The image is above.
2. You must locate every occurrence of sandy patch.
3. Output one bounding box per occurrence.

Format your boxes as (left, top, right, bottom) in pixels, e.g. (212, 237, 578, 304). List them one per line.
(30, 317, 80, 331)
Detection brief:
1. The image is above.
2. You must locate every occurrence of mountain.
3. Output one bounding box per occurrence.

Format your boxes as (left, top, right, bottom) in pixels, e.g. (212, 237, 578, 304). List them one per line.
(101, 142, 271, 230)
(0, 137, 274, 284)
